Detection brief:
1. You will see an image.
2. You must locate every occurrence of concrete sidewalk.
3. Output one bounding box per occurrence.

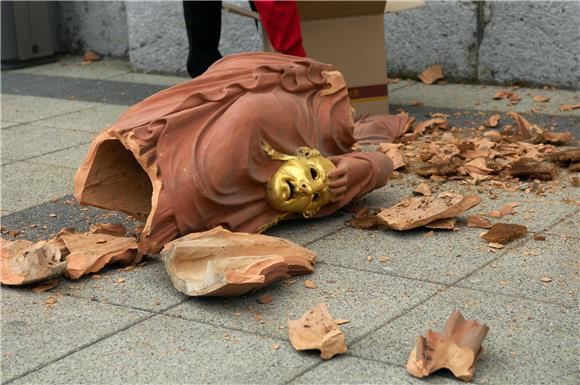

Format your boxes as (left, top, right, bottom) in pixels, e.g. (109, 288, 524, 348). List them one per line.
(1, 57, 579, 385)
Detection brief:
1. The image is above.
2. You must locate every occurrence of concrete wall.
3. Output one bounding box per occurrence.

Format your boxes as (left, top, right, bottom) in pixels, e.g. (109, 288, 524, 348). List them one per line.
(54, 1, 580, 89)
(55, 1, 128, 56)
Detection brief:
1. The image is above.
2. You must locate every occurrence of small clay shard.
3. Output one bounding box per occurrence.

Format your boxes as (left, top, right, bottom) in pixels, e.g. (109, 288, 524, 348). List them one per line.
(509, 158, 558, 180)
(482, 223, 528, 244)
(257, 293, 273, 304)
(406, 310, 489, 381)
(467, 215, 493, 229)
(507, 112, 543, 141)
(541, 131, 573, 145)
(83, 51, 101, 62)
(418, 65, 444, 85)
(160, 227, 316, 296)
(413, 156, 463, 177)
(377, 193, 481, 231)
(425, 218, 456, 230)
(414, 182, 432, 196)
(559, 103, 580, 111)
(347, 215, 380, 230)
(287, 303, 347, 360)
(532, 95, 550, 103)
(411, 118, 449, 140)
(1, 239, 66, 285)
(32, 278, 60, 293)
(304, 279, 317, 289)
(494, 91, 521, 103)
(89, 223, 127, 237)
(60, 232, 141, 280)
(499, 202, 520, 217)
(486, 114, 500, 128)
(546, 148, 580, 164)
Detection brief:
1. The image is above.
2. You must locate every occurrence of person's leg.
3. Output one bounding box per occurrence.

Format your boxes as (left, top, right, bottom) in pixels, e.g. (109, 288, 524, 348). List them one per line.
(183, 0, 223, 77)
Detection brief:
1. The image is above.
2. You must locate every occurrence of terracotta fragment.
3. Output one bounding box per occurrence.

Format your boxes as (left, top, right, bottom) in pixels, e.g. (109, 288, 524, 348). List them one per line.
(559, 103, 580, 111)
(32, 278, 60, 293)
(546, 148, 580, 164)
(347, 215, 380, 230)
(83, 51, 101, 62)
(406, 310, 489, 381)
(287, 303, 347, 360)
(414, 182, 432, 196)
(507, 112, 543, 142)
(376, 193, 481, 231)
(541, 131, 573, 145)
(493, 91, 521, 103)
(1, 239, 66, 285)
(532, 95, 550, 103)
(481, 223, 528, 244)
(412, 118, 449, 140)
(486, 114, 500, 128)
(89, 223, 127, 237)
(467, 215, 493, 229)
(499, 202, 519, 217)
(59, 232, 141, 279)
(509, 158, 558, 180)
(425, 218, 457, 230)
(418, 65, 444, 85)
(414, 156, 463, 177)
(160, 227, 315, 296)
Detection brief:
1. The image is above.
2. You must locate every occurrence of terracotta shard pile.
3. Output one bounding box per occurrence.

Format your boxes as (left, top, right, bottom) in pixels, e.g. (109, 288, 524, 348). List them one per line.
(376, 193, 481, 231)
(390, 112, 576, 189)
(1, 239, 66, 285)
(1, 225, 140, 285)
(287, 303, 347, 360)
(160, 226, 316, 297)
(406, 310, 489, 381)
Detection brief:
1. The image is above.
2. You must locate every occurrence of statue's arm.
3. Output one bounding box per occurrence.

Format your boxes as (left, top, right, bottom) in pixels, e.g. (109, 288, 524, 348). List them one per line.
(316, 151, 393, 216)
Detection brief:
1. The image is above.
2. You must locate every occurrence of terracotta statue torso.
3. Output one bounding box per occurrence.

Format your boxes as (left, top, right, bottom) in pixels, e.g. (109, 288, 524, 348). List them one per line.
(75, 53, 407, 253)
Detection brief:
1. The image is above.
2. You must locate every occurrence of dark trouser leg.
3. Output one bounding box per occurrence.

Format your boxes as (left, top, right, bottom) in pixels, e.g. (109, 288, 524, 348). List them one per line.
(183, 0, 223, 78)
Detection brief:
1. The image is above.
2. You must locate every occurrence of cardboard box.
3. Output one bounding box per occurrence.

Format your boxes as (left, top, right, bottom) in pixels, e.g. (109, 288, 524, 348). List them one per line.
(223, 1, 424, 116)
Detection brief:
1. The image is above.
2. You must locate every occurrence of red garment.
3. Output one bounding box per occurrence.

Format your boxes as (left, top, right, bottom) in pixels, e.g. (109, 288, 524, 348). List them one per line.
(253, 0, 306, 57)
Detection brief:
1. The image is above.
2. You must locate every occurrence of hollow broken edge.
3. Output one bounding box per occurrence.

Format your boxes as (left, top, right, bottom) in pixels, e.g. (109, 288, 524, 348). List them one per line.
(287, 303, 347, 360)
(160, 226, 316, 297)
(406, 309, 489, 381)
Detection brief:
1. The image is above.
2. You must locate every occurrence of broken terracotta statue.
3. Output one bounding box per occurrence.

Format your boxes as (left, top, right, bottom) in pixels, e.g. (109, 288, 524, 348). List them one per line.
(287, 303, 347, 360)
(160, 226, 315, 296)
(74, 52, 413, 253)
(406, 310, 489, 381)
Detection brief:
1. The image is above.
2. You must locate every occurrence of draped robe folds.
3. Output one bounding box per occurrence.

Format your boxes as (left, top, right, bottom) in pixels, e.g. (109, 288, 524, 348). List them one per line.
(74, 53, 404, 254)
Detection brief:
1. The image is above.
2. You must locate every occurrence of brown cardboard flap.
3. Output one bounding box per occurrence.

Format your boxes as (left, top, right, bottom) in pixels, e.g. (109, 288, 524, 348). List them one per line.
(298, 1, 385, 21)
(348, 84, 388, 101)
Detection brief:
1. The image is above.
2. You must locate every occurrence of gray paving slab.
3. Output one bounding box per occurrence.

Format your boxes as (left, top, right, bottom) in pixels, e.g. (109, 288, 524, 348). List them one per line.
(350, 287, 579, 385)
(1, 124, 93, 161)
(1, 288, 150, 383)
(33, 104, 128, 133)
(1, 162, 75, 214)
(547, 211, 580, 239)
(290, 355, 457, 385)
(10, 57, 132, 80)
(265, 212, 349, 246)
(1, 94, 98, 123)
(60, 257, 187, 312)
(309, 224, 512, 286)
(166, 264, 441, 343)
(28, 144, 90, 169)
(11, 315, 318, 385)
(1, 121, 21, 129)
(107, 72, 188, 87)
(390, 83, 580, 117)
(2, 73, 165, 106)
(458, 234, 579, 307)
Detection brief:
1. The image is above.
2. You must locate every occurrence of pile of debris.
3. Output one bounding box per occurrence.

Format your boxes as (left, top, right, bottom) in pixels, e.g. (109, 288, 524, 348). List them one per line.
(379, 111, 577, 191)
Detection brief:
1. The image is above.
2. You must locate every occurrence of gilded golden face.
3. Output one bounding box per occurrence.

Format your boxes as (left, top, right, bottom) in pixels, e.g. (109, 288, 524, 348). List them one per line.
(262, 142, 335, 218)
